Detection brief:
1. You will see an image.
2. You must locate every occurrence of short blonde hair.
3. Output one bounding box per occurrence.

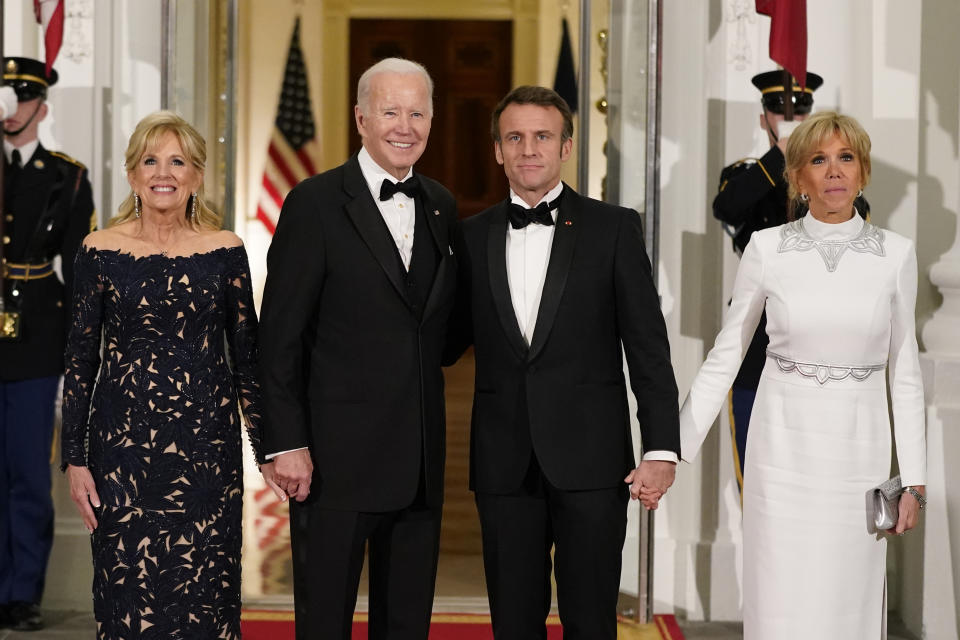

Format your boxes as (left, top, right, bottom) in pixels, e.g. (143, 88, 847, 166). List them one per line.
(784, 110, 871, 205)
(109, 111, 221, 229)
(783, 111, 870, 211)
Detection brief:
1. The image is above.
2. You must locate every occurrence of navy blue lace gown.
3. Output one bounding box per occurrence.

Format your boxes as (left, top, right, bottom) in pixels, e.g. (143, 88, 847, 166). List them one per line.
(61, 245, 265, 640)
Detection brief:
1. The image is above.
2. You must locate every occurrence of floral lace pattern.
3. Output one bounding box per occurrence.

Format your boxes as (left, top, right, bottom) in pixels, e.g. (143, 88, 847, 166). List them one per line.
(61, 245, 264, 640)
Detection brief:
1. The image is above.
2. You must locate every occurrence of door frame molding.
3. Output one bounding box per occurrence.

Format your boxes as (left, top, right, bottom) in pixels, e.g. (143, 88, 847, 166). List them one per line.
(319, 0, 539, 171)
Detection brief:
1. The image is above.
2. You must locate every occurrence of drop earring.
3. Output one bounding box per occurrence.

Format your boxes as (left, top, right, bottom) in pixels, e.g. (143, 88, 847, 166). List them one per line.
(134, 193, 141, 217)
(190, 193, 198, 221)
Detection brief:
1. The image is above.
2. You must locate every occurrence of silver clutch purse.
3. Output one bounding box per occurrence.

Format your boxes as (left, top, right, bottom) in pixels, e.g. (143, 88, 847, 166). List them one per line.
(866, 475, 903, 534)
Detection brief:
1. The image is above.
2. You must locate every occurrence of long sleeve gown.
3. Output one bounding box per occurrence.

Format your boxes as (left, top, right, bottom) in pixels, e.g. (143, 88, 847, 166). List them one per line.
(679, 214, 926, 639)
(61, 245, 265, 640)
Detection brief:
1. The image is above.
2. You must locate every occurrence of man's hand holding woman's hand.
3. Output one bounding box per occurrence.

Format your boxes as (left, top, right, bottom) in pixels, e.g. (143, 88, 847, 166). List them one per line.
(624, 460, 677, 510)
(271, 449, 314, 502)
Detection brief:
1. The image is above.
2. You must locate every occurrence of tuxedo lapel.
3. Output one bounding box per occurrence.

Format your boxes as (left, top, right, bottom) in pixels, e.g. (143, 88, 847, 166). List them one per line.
(527, 184, 579, 362)
(342, 155, 407, 303)
(487, 201, 529, 359)
(419, 179, 450, 322)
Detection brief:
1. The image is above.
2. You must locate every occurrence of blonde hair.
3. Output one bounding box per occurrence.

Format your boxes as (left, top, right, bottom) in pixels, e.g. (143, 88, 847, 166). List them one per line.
(109, 111, 222, 229)
(784, 110, 872, 210)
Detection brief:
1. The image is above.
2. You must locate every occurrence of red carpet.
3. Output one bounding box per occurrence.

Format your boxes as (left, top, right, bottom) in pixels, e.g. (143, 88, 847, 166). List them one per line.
(241, 610, 684, 639)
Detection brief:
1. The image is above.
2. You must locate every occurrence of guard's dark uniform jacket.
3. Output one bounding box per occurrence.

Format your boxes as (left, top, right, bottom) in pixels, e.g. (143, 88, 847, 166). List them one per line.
(1, 145, 95, 381)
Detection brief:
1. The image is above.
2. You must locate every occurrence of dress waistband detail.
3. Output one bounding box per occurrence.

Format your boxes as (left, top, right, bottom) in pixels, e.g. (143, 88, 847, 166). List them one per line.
(766, 350, 886, 385)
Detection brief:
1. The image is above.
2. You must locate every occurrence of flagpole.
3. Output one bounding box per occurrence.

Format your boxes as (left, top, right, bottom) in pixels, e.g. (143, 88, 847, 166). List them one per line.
(576, 0, 591, 194)
(782, 68, 794, 121)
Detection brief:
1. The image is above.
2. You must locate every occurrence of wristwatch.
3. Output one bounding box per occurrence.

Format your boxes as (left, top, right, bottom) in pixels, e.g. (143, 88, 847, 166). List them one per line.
(905, 486, 926, 509)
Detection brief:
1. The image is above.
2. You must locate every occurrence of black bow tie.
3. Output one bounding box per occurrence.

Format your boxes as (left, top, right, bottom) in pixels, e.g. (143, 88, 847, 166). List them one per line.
(508, 198, 558, 229)
(379, 176, 421, 201)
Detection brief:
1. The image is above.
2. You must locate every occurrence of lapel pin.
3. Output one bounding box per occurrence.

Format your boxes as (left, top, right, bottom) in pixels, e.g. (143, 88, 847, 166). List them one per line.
(448, 246, 453, 255)
(564, 220, 572, 226)
(434, 209, 440, 216)
(33, 159, 44, 169)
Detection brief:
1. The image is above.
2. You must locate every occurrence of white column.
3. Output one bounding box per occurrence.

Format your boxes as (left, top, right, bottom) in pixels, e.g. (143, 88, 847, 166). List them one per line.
(911, 63, 960, 640)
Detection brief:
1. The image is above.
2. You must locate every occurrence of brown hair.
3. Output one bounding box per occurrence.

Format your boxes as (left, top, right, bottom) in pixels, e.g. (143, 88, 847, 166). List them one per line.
(109, 111, 221, 229)
(784, 110, 871, 215)
(490, 86, 574, 142)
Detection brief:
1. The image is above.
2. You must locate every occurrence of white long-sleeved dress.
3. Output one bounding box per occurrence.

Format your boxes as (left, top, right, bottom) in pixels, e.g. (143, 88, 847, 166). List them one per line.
(679, 213, 926, 639)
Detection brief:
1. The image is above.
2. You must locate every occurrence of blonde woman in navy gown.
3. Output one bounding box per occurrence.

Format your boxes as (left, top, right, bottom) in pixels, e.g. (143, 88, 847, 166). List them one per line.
(678, 111, 926, 639)
(61, 112, 283, 639)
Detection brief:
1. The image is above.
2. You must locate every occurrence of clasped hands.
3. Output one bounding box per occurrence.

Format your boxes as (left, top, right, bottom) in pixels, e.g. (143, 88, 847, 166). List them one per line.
(624, 460, 677, 510)
(261, 448, 313, 503)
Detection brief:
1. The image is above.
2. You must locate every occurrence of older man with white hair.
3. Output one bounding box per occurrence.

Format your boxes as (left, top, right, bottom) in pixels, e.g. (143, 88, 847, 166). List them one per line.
(259, 57, 459, 639)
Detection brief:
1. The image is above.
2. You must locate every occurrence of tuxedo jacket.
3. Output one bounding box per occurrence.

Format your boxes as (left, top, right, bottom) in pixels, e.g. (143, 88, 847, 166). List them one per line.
(259, 154, 458, 512)
(449, 184, 680, 494)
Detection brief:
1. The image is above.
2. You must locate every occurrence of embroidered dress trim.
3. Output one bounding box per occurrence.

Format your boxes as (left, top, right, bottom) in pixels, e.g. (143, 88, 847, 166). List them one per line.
(777, 217, 885, 272)
(767, 350, 886, 385)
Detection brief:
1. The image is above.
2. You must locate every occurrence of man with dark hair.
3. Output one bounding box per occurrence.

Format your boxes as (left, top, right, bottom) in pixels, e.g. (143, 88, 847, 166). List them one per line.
(713, 70, 868, 491)
(0, 56, 96, 631)
(260, 57, 458, 639)
(446, 85, 679, 639)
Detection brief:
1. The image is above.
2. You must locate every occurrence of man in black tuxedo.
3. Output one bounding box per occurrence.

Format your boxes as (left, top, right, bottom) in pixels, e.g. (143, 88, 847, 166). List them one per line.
(447, 86, 680, 639)
(259, 58, 458, 640)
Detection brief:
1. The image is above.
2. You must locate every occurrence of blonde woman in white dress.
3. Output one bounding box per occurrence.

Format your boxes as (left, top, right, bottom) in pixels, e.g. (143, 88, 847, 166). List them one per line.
(678, 111, 926, 639)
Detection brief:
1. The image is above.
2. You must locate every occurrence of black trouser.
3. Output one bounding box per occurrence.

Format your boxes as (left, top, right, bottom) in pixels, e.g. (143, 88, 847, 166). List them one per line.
(289, 498, 442, 640)
(475, 456, 628, 640)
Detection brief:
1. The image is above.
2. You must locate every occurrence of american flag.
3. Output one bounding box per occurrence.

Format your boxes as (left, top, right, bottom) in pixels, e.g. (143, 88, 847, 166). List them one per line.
(255, 17, 320, 234)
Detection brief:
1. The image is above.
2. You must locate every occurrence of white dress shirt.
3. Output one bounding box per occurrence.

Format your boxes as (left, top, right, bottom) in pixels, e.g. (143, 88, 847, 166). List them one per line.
(4, 139, 39, 166)
(358, 146, 417, 270)
(267, 147, 417, 460)
(506, 182, 562, 346)
(505, 183, 676, 464)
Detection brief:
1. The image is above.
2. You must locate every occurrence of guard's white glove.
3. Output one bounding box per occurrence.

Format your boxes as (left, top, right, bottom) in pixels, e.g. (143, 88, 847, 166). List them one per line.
(0, 86, 17, 120)
(776, 119, 801, 139)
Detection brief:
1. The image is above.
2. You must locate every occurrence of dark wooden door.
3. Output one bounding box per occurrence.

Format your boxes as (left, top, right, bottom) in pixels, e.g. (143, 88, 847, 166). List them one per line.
(349, 19, 512, 217)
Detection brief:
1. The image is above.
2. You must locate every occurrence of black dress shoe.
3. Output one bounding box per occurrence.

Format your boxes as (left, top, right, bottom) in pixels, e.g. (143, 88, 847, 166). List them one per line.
(7, 601, 44, 631)
(0, 602, 11, 628)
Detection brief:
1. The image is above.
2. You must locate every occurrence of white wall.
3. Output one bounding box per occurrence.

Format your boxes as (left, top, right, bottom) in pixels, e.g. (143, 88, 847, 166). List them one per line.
(656, 1, 955, 633)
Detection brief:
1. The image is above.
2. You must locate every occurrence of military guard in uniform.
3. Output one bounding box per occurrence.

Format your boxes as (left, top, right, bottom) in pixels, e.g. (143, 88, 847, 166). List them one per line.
(712, 70, 868, 493)
(0, 57, 95, 631)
